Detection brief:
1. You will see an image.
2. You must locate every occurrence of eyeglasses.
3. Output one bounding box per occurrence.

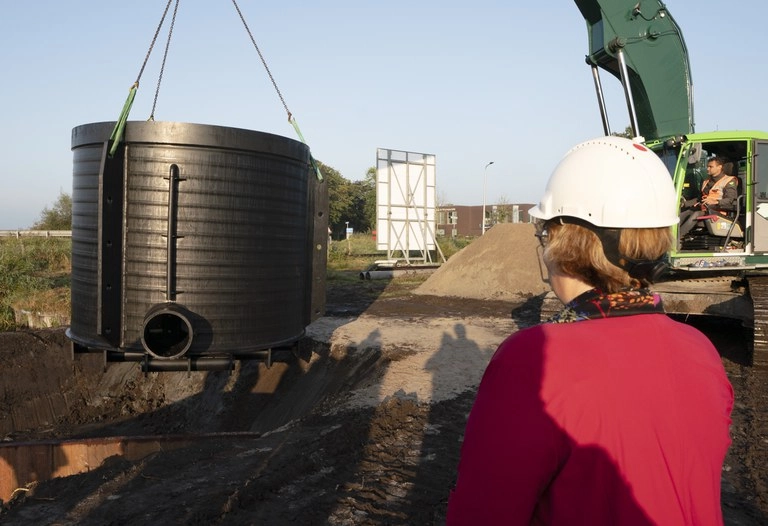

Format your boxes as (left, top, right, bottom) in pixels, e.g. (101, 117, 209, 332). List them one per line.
(534, 220, 549, 247)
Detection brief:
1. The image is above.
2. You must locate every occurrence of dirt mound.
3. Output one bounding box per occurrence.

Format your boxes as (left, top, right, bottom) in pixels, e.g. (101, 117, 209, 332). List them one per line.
(416, 223, 550, 300)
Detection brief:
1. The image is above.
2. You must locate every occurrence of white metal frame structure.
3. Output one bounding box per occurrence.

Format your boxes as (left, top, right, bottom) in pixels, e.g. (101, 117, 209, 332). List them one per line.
(376, 148, 444, 264)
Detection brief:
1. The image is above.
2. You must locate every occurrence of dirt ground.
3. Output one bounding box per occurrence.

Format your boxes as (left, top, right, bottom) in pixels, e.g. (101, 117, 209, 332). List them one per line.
(1, 224, 767, 525)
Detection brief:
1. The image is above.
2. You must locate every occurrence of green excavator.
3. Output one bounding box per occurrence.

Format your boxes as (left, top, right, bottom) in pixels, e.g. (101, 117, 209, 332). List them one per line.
(571, 0, 768, 367)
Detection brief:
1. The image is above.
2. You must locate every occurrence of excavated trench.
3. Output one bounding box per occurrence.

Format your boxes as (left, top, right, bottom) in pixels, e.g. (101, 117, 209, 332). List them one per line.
(0, 325, 391, 503)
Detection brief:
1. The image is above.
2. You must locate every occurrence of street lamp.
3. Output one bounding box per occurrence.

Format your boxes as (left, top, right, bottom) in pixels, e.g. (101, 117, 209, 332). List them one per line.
(345, 221, 351, 254)
(482, 161, 494, 234)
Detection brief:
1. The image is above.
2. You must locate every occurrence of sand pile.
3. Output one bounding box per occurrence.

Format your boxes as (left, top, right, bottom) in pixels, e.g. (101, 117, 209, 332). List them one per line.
(416, 223, 551, 300)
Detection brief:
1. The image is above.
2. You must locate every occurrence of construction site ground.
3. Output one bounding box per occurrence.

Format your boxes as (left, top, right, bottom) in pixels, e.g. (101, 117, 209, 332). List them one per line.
(0, 224, 766, 525)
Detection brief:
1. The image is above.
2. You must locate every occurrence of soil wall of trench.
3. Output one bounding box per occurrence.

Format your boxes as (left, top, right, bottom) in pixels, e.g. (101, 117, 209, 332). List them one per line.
(0, 328, 380, 442)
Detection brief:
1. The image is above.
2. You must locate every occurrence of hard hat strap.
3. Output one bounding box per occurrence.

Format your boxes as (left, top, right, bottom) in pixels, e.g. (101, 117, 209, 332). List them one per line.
(556, 216, 668, 284)
(597, 228, 668, 284)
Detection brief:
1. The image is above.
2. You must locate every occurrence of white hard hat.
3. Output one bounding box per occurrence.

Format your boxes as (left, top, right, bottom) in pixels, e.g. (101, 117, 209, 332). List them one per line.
(529, 136, 678, 228)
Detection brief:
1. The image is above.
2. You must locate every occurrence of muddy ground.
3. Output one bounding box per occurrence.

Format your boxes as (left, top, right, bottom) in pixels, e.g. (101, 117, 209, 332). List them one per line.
(1, 273, 767, 525)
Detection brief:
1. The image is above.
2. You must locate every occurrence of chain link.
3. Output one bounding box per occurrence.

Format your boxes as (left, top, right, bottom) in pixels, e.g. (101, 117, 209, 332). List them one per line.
(230, 0, 292, 120)
(149, 0, 180, 120)
(133, 0, 294, 123)
(135, 0, 175, 86)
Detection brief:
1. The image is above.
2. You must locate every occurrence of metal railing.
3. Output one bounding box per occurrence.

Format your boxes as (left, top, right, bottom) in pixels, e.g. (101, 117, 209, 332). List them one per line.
(0, 230, 72, 238)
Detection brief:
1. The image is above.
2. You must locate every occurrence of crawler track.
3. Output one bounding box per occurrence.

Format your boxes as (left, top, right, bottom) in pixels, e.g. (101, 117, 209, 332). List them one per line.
(748, 275, 768, 368)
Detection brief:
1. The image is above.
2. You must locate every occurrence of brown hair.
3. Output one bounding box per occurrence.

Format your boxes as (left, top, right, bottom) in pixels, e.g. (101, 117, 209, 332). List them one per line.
(708, 156, 726, 167)
(543, 222, 672, 292)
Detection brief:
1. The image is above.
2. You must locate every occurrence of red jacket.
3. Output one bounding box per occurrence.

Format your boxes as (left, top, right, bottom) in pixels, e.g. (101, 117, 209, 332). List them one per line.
(447, 314, 733, 525)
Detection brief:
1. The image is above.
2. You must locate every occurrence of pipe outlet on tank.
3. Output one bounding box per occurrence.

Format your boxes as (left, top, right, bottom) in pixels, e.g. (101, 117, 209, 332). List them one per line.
(141, 304, 194, 359)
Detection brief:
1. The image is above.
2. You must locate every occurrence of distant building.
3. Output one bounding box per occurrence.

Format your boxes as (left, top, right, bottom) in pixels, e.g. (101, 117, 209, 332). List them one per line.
(436, 203, 535, 237)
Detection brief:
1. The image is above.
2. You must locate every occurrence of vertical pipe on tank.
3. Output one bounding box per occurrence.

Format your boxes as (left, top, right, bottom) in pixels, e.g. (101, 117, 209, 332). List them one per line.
(165, 164, 182, 301)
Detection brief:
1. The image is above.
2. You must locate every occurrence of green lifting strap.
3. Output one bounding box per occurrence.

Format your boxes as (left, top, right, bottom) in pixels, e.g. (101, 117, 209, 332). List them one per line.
(289, 115, 323, 182)
(108, 83, 138, 157)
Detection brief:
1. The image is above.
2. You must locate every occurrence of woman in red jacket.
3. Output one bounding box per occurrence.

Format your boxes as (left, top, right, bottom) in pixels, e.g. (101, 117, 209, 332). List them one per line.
(446, 136, 734, 525)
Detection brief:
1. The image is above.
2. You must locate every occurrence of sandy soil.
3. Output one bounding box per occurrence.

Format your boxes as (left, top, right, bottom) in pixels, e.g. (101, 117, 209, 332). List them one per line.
(414, 223, 551, 300)
(1, 224, 766, 525)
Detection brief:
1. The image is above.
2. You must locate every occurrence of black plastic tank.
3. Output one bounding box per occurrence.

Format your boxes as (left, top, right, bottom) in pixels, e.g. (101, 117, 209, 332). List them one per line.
(67, 121, 327, 370)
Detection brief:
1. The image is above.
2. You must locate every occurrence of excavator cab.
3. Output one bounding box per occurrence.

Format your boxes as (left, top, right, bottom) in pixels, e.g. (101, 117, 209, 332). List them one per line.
(573, 0, 768, 366)
(676, 139, 747, 253)
(572, 0, 768, 268)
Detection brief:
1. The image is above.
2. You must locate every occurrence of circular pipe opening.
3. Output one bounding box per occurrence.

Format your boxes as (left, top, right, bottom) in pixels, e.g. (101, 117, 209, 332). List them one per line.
(141, 306, 193, 359)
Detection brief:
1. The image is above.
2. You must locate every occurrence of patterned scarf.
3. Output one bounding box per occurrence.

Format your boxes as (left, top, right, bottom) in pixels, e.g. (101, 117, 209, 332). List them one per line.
(547, 287, 665, 323)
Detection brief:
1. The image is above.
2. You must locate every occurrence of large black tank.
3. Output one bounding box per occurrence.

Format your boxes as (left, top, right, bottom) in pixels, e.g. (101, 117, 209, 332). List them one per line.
(67, 121, 327, 370)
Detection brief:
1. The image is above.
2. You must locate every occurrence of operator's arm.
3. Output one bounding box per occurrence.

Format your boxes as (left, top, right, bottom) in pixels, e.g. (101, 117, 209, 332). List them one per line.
(681, 197, 700, 210)
(446, 330, 564, 525)
(717, 179, 739, 211)
(708, 179, 739, 211)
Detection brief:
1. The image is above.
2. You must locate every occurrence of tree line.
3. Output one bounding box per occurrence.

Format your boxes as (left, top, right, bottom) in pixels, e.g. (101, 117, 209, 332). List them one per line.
(317, 161, 377, 239)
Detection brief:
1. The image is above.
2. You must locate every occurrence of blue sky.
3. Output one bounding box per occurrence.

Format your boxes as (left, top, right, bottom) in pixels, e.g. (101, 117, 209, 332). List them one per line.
(1, 0, 767, 228)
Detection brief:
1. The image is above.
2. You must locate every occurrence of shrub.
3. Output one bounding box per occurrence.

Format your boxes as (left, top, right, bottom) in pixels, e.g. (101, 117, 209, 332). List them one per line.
(0, 237, 71, 330)
(437, 236, 474, 259)
(327, 233, 382, 270)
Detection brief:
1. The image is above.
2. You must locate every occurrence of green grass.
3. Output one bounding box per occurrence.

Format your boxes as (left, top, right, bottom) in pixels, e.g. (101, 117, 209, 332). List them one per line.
(327, 233, 383, 270)
(0, 237, 71, 330)
(327, 233, 475, 271)
(436, 236, 474, 259)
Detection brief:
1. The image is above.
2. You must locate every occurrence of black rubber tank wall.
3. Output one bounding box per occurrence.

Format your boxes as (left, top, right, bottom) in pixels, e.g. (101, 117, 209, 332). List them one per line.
(68, 121, 325, 359)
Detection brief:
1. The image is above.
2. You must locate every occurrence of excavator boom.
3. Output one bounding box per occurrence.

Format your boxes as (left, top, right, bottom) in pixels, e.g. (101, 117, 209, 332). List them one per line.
(574, 0, 694, 140)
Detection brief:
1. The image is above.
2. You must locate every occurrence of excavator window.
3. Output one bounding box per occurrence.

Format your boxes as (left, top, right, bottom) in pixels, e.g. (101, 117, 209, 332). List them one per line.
(678, 141, 749, 251)
(681, 143, 709, 202)
(755, 142, 768, 200)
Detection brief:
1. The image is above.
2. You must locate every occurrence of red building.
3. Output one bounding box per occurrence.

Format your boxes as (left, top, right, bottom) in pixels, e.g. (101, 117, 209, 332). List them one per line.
(436, 203, 535, 238)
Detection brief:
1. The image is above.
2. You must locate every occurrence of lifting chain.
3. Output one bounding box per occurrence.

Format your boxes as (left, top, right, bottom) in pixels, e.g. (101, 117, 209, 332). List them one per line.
(231, 0, 292, 121)
(230, 0, 323, 181)
(232, 0, 323, 182)
(148, 0, 181, 121)
(109, 0, 178, 155)
(110, 0, 322, 181)
(135, 0, 177, 95)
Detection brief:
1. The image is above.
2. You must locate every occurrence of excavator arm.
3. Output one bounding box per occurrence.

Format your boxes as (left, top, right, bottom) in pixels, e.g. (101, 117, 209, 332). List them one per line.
(574, 0, 694, 141)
